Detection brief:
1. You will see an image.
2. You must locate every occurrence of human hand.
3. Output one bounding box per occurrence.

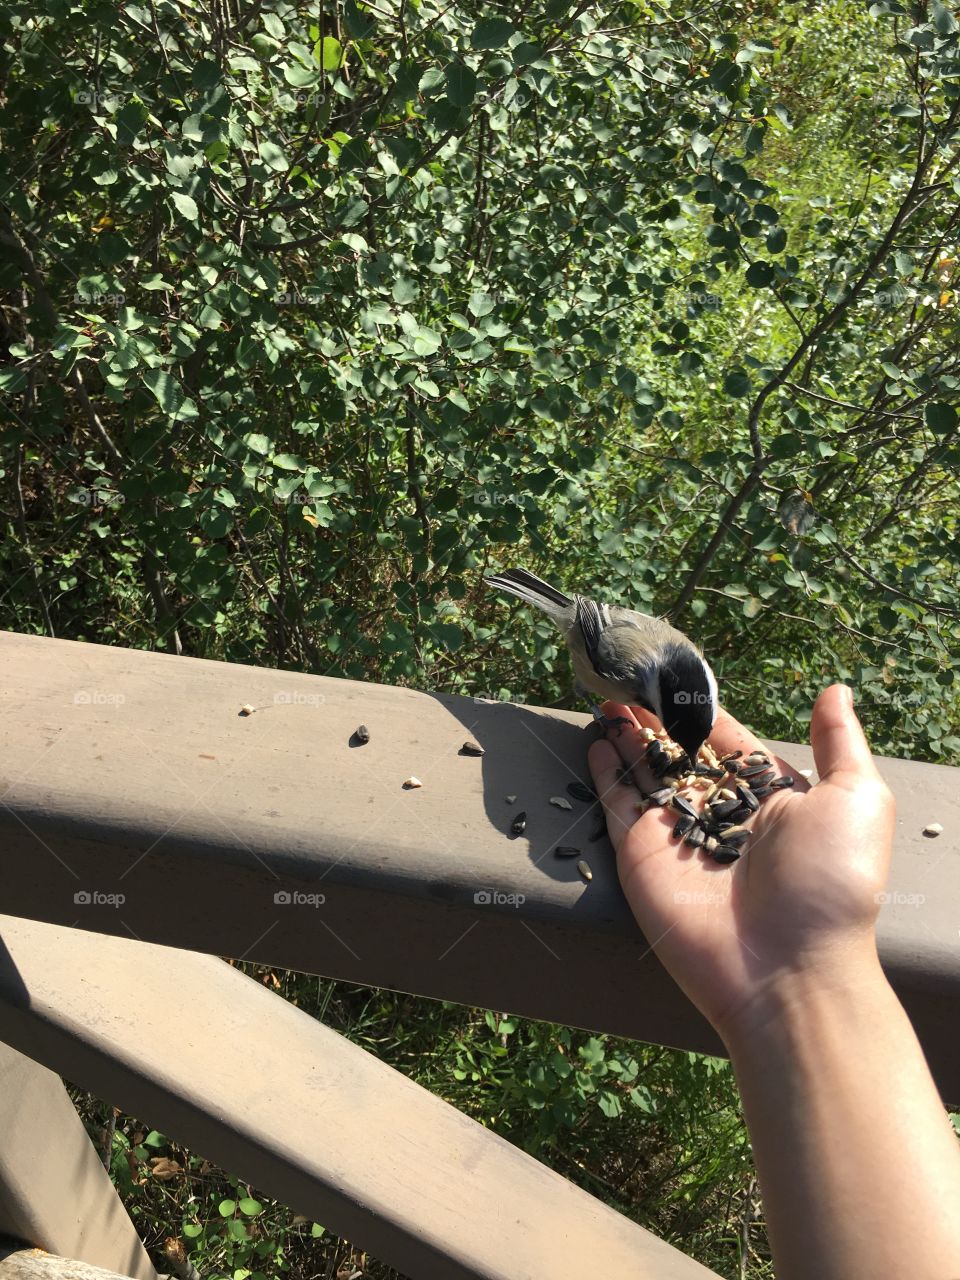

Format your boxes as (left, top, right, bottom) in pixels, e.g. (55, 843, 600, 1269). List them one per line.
(587, 684, 895, 1046)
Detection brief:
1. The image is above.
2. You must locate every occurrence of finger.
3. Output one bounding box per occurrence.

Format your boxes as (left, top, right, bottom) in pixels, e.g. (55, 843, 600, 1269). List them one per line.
(597, 701, 658, 785)
(587, 738, 646, 847)
(811, 683, 881, 785)
(588, 738, 675, 852)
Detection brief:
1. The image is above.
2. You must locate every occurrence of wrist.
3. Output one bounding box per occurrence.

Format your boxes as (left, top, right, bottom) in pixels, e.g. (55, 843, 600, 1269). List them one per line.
(715, 939, 889, 1058)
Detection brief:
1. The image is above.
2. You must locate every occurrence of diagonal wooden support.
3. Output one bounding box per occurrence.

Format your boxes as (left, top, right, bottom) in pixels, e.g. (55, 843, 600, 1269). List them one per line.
(0, 1043, 156, 1280)
(0, 916, 721, 1280)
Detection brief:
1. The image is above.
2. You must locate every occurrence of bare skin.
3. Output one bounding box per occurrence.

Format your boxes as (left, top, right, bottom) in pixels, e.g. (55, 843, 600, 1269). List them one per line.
(588, 683, 960, 1280)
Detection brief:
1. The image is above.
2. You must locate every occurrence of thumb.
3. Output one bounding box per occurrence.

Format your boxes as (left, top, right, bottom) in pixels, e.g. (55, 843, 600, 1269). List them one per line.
(810, 683, 881, 784)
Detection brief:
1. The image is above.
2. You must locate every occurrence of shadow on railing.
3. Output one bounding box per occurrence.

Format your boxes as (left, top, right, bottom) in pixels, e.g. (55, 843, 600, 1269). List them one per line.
(0, 633, 957, 1277)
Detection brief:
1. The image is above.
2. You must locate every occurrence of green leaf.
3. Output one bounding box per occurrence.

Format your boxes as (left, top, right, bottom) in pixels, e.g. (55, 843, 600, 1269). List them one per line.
(238, 1197, 263, 1216)
(143, 369, 197, 420)
(471, 18, 515, 49)
(259, 141, 289, 172)
(218, 1199, 237, 1217)
(925, 402, 957, 433)
(171, 192, 198, 222)
(445, 60, 477, 109)
(723, 369, 752, 398)
(745, 260, 774, 288)
(319, 36, 343, 70)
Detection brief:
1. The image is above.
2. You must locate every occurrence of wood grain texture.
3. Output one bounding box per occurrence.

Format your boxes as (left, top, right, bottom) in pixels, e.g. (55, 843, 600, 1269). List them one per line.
(0, 918, 721, 1279)
(0, 631, 957, 1100)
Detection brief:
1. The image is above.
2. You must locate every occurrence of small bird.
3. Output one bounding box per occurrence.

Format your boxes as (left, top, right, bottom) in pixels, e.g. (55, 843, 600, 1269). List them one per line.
(485, 567, 718, 761)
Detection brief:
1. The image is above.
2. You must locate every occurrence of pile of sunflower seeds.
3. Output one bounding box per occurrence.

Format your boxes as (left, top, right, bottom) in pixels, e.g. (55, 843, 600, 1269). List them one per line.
(633, 729, 794, 864)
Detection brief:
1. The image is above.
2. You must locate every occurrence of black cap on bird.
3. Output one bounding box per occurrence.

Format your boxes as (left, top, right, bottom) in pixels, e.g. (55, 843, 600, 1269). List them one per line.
(484, 567, 718, 761)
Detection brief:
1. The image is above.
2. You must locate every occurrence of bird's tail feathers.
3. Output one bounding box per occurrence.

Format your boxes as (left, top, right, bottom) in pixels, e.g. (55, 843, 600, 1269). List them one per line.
(484, 567, 573, 617)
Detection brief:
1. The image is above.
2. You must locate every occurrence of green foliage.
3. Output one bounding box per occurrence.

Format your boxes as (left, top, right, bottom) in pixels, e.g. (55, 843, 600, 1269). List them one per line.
(6, 5, 960, 1274)
(0, 0, 958, 759)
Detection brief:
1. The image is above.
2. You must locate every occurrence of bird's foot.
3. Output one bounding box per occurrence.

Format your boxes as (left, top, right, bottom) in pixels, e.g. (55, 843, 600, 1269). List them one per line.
(590, 704, 632, 736)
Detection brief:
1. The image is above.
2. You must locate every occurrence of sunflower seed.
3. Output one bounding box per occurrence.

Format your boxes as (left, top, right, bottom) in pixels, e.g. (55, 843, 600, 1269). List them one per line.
(589, 815, 608, 842)
(670, 793, 698, 819)
(719, 829, 750, 848)
(577, 860, 593, 881)
(672, 814, 696, 839)
(460, 739, 485, 756)
(506, 795, 517, 804)
(923, 822, 943, 837)
(744, 752, 770, 766)
(736, 785, 760, 812)
(713, 847, 741, 864)
(703, 835, 719, 855)
(719, 788, 737, 800)
(511, 812, 527, 835)
(683, 825, 705, 848)
(402, 776, 422, 789)
(694, 764, 726, 778)
(239, 704, 255, 717)
(550, 796, 573, 810)
(555, 845, 582, 858)
(647, 788, 675, 806)
(617, 766, 635, 786)
(720, 751, 743, 764)
(353, 723, 370, 745)
(567, 781, 598, 803)
(749, 770, 776, 788)
(752, 785, 773, 799)
(770, 775, 795, 790)
(710, 798, 742, 820)
(740, 763, 773, 780)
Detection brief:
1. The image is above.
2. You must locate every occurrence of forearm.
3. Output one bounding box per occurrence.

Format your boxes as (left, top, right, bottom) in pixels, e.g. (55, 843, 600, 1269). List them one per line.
(724, 955, 960, 1280)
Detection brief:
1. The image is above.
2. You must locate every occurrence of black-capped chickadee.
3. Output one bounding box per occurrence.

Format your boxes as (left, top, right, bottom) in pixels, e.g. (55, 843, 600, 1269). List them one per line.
(485, 567, 718, 761)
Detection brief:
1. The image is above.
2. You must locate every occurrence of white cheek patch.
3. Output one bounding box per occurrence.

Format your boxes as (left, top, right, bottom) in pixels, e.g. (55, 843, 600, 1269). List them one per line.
(703, 659, 719, 726)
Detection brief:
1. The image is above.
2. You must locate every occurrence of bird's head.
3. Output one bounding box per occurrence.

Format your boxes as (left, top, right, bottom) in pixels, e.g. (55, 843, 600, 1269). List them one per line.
(656, 643, 718, 762)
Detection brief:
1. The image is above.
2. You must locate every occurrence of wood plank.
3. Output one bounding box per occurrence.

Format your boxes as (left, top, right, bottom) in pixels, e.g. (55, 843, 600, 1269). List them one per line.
(0, 631, 957, 1101)
(0, 1046, 156, 1279)
(0, 917, 721, 1279)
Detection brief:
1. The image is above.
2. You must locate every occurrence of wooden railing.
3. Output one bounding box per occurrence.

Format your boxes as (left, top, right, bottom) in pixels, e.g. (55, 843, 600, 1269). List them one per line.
(1, 632, 957, 1277)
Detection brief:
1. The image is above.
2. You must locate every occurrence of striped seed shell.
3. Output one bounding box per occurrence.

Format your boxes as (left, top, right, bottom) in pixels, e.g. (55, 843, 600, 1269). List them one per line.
(460, 739, 485, 756)
(567, 781, 598, 803)
(354, 724, 370, 745)
(511, 812, 527, 835)
(577, 860, 593, 881)
(648, 788, 675, 806)
(671, 793, 698, 819)
(402, 776, 423, 789)
(713, 847, 742, 864)
(672, 814, 696, 840)
(550, 796, 573, 810)
(683, 825, 706, 849)
(752, 785, 773, 799)
(736, 785, 760, 813)
(770, 775, 795, 790)
(554, 845, 582, 858)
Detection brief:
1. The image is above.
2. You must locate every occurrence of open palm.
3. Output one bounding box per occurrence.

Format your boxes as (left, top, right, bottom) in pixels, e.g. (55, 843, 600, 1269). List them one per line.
(588, 684, 895, 1042)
